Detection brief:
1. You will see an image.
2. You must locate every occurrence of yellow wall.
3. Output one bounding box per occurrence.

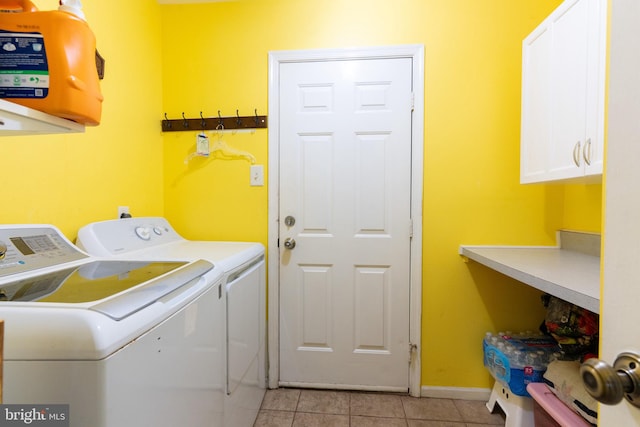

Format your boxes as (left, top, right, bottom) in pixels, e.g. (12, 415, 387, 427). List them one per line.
(0, 0, 165, 239)
(563, 184, 602, 232)
(159, 0, 601, 390)
(0, 0, 602, 392)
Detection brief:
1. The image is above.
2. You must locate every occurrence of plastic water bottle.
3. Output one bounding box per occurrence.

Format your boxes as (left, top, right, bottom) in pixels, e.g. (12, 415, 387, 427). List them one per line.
(512, 350, 524, 368)
(526, 352, 540, 370)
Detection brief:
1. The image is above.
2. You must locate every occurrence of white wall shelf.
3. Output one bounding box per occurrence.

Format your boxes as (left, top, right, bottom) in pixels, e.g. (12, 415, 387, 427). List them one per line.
(0, 99, 84, 135)
(459, 231, 600, 314)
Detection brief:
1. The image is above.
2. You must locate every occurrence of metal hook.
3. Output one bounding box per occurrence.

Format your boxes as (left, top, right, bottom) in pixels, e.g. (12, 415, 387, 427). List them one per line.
(236, 109, 242, 127)
(254, 108, 259, 126)
(200, 111, 206, 129)
(164, 112, 172, 129)
(182, 112, 189, 128)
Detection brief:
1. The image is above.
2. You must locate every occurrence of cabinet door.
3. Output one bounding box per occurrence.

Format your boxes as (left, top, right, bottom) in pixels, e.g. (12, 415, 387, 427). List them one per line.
(521, 25, 552, 184)
(547, 0, 589, 181)
(583, 0, 606, 177)
(520, 0, 605, 184)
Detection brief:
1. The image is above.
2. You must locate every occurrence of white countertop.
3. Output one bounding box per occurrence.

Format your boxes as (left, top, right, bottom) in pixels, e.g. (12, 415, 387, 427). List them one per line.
(459, 244, 600, 314)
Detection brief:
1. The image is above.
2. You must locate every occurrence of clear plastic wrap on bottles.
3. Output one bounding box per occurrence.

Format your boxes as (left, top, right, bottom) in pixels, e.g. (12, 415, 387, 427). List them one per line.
(483, 331, 561, 397)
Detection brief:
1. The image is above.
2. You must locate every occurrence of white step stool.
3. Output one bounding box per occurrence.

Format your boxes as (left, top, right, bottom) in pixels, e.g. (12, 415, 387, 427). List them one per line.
(486, 381, 534, 427)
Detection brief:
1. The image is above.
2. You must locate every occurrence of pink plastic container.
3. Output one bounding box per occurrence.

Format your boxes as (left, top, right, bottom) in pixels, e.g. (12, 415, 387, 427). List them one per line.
(527, 383, 591, 427)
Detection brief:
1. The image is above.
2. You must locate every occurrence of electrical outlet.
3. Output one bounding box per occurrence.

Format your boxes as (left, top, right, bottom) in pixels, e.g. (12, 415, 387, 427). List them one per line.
(250, 165, 264, 186)
(117, 206, 130, 218)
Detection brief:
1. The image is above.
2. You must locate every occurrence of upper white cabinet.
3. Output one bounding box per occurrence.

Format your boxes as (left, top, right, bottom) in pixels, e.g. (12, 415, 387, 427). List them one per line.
(0, 99, 84, 136)
(521, 0, 606, 184)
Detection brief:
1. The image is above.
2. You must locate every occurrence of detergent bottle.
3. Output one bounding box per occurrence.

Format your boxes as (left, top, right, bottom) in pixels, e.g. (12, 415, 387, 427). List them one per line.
(0, 0, 103, 125)
(0, 0, 37, 12)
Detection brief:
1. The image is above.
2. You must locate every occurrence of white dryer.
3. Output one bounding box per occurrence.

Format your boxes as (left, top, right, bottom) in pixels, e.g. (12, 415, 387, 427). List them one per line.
(76, 217, 267, 427)
(0, 224, 225, 427)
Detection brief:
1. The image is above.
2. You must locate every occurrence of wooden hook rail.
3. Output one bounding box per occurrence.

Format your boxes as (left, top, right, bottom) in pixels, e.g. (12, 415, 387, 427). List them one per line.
(162, 109, 268, 132)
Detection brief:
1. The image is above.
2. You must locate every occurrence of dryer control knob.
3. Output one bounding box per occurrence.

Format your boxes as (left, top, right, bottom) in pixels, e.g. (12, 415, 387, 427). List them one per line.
(135, 226, 151, 241)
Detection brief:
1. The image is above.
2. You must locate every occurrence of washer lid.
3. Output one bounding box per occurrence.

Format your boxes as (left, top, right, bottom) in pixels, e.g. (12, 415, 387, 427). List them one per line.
(90, 259, 215, 320)
(0, 259, 215, 320)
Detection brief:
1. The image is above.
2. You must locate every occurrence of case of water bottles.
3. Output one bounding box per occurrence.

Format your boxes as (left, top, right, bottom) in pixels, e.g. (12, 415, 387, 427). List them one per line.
(483, 331, 561, 397)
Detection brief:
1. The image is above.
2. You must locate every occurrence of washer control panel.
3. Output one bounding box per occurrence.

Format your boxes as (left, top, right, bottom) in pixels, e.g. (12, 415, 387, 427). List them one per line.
(133, 225, 167, 241)
(135, 226, 151, 241)
(77, 217, 183, 257)
(0, 226, 88, 278)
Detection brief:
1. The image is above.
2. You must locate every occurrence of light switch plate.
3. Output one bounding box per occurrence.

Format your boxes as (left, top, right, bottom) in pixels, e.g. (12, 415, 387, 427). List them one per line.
(250, 165, 264, 186)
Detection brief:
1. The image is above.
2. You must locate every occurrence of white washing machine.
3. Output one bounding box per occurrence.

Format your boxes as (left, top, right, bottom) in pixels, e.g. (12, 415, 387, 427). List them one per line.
(0, 224, 225, 427)
(76, 217, 267, 427)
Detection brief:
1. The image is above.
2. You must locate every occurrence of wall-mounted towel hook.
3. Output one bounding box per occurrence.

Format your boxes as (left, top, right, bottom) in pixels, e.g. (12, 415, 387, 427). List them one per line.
(161, 110, 267, 132)
(236, 109, 243, 127)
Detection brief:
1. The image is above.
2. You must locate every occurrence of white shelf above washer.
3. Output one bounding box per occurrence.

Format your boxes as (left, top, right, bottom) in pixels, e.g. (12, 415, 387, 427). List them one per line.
(459, 231, 600, 314)
(0, 99, 84, 135)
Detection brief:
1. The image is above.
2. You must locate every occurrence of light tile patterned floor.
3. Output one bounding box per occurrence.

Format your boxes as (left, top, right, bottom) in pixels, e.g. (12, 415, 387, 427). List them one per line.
(254, 388, 506, 427)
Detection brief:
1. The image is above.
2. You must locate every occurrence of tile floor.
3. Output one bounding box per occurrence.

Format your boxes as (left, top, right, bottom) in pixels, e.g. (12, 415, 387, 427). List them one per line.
(254, 388, 506, 427)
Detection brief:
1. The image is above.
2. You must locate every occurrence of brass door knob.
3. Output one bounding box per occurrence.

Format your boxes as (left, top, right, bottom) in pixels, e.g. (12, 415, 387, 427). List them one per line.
(581, 352, 640, 407)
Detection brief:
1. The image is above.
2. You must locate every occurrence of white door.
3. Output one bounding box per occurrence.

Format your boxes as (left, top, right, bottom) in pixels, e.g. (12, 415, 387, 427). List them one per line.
(598, 0, 640, 424)
(276, 57, 413, 391)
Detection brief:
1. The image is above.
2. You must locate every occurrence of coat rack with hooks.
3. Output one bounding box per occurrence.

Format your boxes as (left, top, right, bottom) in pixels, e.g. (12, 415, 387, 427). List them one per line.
(162, 109, 267, 132)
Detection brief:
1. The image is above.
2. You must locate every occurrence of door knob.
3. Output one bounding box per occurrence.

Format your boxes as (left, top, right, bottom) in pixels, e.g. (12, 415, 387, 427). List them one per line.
(283, 238, 296, 250)
(580, 352, 640, 407)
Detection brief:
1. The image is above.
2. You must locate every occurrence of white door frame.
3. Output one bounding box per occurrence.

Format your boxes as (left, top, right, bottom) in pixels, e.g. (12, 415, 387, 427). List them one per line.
(267, 45, 424, 397)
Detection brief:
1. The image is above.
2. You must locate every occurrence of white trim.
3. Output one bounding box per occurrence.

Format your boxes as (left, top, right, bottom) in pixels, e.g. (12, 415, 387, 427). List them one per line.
(280, 382, 408, 393)
(267, 45, 424, 397)
(421, 386, 492, 401)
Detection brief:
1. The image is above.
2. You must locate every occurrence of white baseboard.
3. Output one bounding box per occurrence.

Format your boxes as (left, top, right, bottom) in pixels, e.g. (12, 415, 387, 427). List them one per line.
(421, 386, 492, 401)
